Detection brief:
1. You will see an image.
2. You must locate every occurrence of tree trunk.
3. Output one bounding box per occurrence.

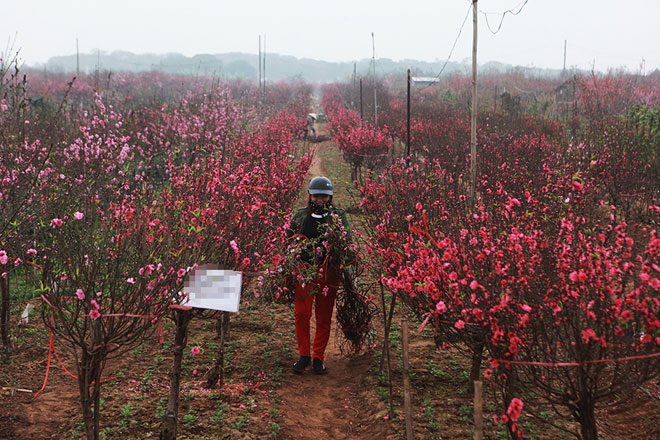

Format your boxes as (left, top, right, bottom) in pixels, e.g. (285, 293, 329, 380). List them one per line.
(577, 400, 598, 440)
(206, 311, 229, 388)
(469, 340, 484, 394)
(0, 273, 11, 359)
(79, 351, 96, 440)
(160, 309, 192, 440)
(79, 321, 104, 440)
(575, 371, 598, 440)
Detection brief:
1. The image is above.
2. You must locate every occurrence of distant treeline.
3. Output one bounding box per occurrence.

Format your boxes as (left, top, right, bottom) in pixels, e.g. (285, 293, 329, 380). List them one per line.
(38, 50, 568, 83)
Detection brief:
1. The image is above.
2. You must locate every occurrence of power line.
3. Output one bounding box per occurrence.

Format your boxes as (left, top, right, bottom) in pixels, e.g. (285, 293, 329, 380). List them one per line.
(420, 2, 472, 90)
(481, 0, 530, 34)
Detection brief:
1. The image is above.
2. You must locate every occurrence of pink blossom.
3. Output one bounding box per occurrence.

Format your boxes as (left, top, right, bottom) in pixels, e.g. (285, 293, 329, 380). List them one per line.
(572, 180, 583, 191)
(469, 280, 480, 290)
(191, 346, 200, 357)
(582, 328, 597, 343)
(26, 248, 37, 256)
(650, 278, 660, 289)
(76, 289, 85, 300)
(177, 268, 186, 277)
(435, 301, 446, 313)
(126, 277, 135, 284)
(89, 309, 101, 320)
(507, 398, 524, 422)
(415, 202, 422, 210)
(50, 218, 63, 227)
(454, 320, 465, 329)
(91, 299, 100, 310)
(569, 271, 578, 282)
(620, 310, 633, 321)
(230, 240, 239, 253)
(74, 211, 84, 220)
(0, 250, 7, 265)
(520, 304, 532, 312)
(640, 272, 650, 282)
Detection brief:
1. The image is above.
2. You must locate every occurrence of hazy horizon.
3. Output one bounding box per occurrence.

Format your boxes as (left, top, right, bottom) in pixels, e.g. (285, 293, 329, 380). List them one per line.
(3, 0, 659, 74)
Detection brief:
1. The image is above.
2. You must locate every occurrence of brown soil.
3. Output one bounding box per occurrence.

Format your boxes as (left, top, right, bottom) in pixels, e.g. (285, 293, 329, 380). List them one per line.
(1, 137, 659, 440)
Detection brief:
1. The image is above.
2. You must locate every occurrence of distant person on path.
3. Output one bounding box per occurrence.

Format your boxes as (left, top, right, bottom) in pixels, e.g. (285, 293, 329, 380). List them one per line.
(306, 113, 317, 139)
(286, 176, 354, 374)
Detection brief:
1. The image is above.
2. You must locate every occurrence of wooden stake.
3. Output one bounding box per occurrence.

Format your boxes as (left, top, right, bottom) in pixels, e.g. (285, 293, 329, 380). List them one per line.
(402, 316, 413, 440)
(379, 282, 394, 416)
(474, 380, 483, 440)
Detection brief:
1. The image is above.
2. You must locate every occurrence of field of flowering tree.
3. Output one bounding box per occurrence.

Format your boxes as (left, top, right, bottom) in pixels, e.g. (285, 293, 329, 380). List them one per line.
(0, 58, 316, 439)
(324, 71, 660, 439)
(1, 52, 660, 440)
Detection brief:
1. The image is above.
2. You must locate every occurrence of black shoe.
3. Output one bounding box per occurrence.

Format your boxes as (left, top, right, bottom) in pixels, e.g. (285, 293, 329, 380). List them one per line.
(313, 358, 328, 374)
(293, 356, 311, 373)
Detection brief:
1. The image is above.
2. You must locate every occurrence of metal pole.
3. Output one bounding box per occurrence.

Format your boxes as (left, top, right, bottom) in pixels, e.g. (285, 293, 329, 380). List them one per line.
(258, 35, 262, 92)
(263, 34, 266, 93)
(470, 0, 478, 202)
(406, 69, 411, 166)
(76, 38, 79, 77)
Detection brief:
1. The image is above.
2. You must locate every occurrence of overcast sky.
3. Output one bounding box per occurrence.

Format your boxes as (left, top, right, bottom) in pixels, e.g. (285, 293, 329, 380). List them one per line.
(3, 0, 659, 73)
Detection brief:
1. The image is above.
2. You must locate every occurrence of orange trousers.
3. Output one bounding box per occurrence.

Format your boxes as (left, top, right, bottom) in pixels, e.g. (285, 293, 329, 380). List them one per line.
(294, 267, 339, 361)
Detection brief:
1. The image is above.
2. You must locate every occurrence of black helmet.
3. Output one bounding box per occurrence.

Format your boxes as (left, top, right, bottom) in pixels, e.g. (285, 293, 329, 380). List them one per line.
(308, 176, 333, 195)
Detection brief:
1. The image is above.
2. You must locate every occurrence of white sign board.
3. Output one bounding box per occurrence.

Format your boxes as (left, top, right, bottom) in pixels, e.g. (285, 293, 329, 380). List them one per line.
(183, 265, 242, 312)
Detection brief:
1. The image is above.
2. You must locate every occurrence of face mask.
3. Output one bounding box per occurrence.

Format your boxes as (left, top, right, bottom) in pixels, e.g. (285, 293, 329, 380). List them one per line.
(308, 197, 332, 215)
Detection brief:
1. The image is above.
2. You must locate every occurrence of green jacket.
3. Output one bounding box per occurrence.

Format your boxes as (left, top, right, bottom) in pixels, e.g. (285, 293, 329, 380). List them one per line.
(287, 205, 354, 264)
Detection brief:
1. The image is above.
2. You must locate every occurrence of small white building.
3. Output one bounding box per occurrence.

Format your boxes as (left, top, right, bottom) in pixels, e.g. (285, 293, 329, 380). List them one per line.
(412, 76, 440, 86)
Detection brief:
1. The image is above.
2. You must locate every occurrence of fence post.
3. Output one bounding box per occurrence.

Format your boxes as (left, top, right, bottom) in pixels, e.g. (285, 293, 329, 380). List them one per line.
(402, 316, 413, 440)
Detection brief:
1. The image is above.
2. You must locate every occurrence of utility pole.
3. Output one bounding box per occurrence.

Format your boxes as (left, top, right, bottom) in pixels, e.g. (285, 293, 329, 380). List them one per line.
(258, 35, 262, 93)
(470, 0, 478, 202)
(353, 62, 357, 91)
(76, 38, 80, 77)
(359, 78, 363, 120)
(96, 49, 100, 91)
(562, 40, 567, 77)
(372, 32, 377, 126)
(406, 69, 411, 166)
(263, 34, 266, 94)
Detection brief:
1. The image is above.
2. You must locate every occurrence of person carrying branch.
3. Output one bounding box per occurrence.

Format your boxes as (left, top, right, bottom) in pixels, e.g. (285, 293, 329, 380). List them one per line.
(286, 176, 354, 374)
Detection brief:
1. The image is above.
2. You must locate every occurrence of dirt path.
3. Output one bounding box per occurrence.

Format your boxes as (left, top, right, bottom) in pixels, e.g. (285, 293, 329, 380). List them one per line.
(275, 140, 396, 440)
